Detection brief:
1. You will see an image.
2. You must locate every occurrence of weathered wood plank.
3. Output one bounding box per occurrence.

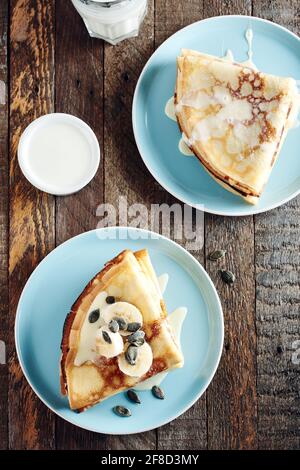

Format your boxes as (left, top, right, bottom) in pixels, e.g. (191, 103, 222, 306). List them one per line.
(154, 0, 207, 451)
(54, 0, 106, 449)
(253, 0, 300, 450)
(9, 0, 55, 449)
(203, 0, 252, 17)
(205, 216, 257, 449)
(155, 0, 204, 47)
(203, 0, 257, 450)
(0, 0, 8, 451)
(255, 204, 300, 449)
(103, 1, 158, 450)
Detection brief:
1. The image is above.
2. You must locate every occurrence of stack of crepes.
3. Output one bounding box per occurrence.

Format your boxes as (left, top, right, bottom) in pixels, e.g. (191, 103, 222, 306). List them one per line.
(60, 249, 183, 411)
(175, 49, 299, 204)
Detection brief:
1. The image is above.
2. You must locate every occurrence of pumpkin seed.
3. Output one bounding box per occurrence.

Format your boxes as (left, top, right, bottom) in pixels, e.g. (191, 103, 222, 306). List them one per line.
(152, 385, 165, 400)
(127, 330, 145, 347)
(220, 269, 235, 284)
(102, 330, 112, 344)
(106, 296, 115, 304)
(113, 316, 127, 331)
(108, 319, 119, 333)
(209, 249, 226, 261)
(113, 405, 131, 417)
(132, 338, 145, 347)
(126, 389, 141, 404)
(88, 309, 100, 324)
(127, 322, 142, 333)
(125, 345, 138, 365)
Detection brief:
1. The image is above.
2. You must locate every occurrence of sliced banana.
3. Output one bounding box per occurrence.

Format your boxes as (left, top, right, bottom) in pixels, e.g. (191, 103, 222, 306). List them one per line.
(118, 342, 153, 377)
(95, 326, 124, 359)
(102, 302, 143, 336)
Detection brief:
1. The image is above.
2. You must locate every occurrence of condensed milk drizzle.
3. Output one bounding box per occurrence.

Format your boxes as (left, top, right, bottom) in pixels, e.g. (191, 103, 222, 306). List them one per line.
(246, 28, 253, 62)
(223, 28, 257, 70)
(164, 96, 177, 121)
(179, 134, 194, 156)
(223, 49, 234, 62)
(134, 274, 187, 391)
(165, 28, 259, 156)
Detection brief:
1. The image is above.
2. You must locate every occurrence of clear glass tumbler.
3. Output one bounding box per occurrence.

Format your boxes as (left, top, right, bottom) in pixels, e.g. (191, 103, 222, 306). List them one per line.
(71, 0, 148, 45)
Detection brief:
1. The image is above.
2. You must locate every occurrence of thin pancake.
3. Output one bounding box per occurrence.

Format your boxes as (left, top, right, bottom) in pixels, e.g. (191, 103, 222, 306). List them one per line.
(175, 49, 299, 203)
(60, 250, 183, 411)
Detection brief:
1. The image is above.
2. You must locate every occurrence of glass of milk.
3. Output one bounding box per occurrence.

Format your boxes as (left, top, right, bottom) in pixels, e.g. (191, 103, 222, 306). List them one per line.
(71, 0, 148, 45)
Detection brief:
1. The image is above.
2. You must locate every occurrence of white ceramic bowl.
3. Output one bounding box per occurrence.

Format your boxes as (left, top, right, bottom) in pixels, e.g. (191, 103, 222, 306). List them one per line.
(18, 113, 100, 196)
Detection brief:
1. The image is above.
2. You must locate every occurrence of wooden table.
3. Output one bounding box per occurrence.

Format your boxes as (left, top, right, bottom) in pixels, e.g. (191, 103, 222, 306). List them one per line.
(0, 0, 299, 450)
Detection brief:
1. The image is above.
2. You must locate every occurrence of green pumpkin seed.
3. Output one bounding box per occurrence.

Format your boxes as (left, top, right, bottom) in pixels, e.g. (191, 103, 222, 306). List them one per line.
(220, 269, 235, 284)
(108, 319, 119, 333)
(113, 316, 127, 331)
(125, 345, 138, 365)
(88, 309, 100, 323)
(127, 322, 142, 332)
(126, 389, 141, 404)
(106, 296, 115, 304)
(209, 249, 226, 261)
(152, 385, 165, 400)
(102, 330, 112, 344)
(113, 405, 131, 417)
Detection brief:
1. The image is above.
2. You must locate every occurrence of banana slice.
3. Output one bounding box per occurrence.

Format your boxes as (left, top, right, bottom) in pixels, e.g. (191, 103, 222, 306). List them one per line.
(118, 342, 153, 377)
(95, 326, 124, 359)
(102, 302, 143, 336)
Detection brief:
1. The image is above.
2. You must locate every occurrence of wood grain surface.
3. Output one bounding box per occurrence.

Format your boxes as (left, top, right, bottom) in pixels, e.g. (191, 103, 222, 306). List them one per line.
(0, 0, 8, 451)
(252, 1, 300, 450)
(0, 0, 299, 450)
(9, 0, 55, 450)
(255, 204, 300, 449)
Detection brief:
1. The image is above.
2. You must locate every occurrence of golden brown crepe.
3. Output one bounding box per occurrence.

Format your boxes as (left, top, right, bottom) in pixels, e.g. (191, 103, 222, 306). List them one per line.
(60, 249, 183, 411)
(175, 49, 299, 204)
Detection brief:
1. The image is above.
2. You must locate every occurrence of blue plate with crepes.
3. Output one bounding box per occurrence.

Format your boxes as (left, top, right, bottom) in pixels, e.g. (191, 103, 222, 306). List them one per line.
(15, 227, 223, 434)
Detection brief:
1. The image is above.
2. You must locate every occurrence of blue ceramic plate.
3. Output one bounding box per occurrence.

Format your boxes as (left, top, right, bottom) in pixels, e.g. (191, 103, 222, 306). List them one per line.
(133, 16, 300, 216)
(15, 227, 223, 434)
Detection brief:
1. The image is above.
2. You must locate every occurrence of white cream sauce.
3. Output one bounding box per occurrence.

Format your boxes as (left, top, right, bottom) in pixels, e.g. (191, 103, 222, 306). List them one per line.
(135, 274, 187, 391)
(291, 119, 300, 129)
(287, 93, 300, 129)
(179, 135, 194, 156)
(164, 96, 177, 121)
(164, 28, 258, 156)
(223, 29, 257, 70)
(223, 49, 234, 62)
(134, 307, 187, 391)
(74, 291, 107, 366)
(245, 28, 253, 64)
(158, 273, 169, 294)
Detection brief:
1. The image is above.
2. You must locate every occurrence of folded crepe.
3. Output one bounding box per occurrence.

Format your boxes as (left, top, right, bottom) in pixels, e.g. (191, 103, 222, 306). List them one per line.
(60, 249, 183, 411)
(175, 49, 299, 204)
